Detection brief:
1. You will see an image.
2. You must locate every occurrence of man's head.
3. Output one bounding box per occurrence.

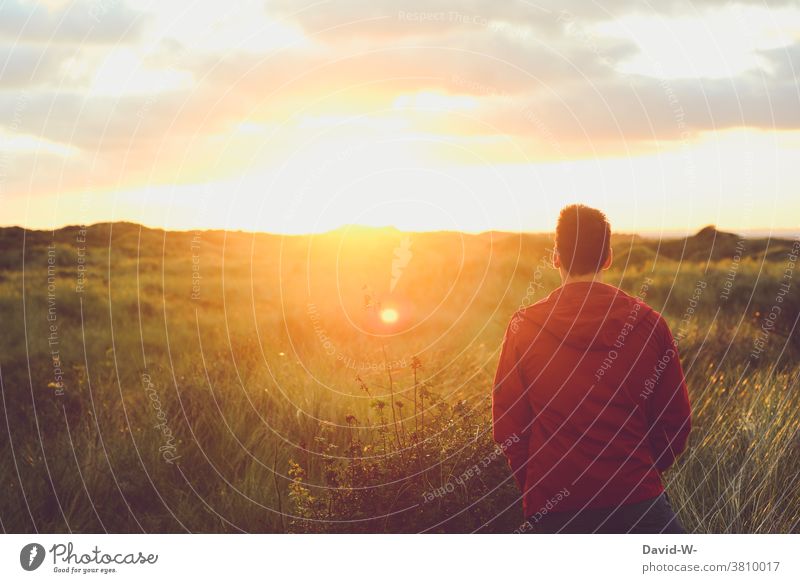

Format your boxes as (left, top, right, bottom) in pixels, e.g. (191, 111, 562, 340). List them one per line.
(553, 204, 612, 281)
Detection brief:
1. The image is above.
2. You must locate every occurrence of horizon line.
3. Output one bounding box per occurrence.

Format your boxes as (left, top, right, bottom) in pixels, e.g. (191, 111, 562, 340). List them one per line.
(3, 220, 799, 241)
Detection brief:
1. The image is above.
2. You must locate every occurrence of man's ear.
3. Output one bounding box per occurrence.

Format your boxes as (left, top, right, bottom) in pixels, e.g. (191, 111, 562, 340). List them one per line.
(552, 249, 561, 270)
(601, 247, 613, 270)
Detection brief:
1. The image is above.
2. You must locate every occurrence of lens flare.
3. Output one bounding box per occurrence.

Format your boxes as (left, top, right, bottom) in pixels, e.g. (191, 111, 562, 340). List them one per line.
(380, 308, 399, 324)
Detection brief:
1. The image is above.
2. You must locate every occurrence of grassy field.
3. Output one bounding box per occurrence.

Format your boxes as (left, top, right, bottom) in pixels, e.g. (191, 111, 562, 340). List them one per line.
(0, 223, 798, 533)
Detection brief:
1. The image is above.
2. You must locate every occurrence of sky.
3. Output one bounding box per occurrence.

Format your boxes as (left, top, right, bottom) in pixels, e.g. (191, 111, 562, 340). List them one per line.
(1, 0, 799, 235)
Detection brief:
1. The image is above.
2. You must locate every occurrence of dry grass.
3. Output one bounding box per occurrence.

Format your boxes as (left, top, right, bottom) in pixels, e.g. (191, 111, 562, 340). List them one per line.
(0, 224, 797, 532)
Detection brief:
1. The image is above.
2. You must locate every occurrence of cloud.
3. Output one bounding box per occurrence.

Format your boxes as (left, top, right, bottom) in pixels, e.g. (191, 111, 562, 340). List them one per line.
(0, 0, 149, 45)
(0, 2, 152, 93)
(267, 0, 795, 41)
(0, 43, 71, 88)
(3, 0, 800, 206)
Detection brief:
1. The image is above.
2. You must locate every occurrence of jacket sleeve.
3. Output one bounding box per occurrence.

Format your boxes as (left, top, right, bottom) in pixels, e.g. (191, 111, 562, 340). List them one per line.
(646, 318, 692, 472)
(492, 320, 533, 491)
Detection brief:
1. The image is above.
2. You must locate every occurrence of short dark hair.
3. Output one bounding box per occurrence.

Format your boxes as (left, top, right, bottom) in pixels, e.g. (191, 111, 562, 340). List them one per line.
(555, 204, 611, 275)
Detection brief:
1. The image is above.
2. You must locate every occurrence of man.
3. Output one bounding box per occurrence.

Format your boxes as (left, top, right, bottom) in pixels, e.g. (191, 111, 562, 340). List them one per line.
(492, 204, 691, 533)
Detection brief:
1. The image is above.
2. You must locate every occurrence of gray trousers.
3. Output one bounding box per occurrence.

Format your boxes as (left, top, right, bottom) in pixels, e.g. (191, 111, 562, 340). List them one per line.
(523, 493, 686, 534)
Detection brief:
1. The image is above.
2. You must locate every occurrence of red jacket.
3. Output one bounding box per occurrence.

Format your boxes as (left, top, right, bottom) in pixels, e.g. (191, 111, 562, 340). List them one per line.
(492, 281, 691, 518)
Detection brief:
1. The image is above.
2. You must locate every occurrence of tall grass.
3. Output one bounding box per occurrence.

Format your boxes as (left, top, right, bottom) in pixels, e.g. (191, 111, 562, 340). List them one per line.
(0, 224, 797, 532)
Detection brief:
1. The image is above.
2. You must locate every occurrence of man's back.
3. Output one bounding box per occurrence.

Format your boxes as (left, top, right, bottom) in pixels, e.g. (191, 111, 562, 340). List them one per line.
(492, 281, 691, 521)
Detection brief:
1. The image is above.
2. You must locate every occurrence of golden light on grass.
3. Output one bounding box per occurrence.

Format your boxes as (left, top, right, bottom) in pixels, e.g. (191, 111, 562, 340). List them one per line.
(380, 307, 399, 324)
